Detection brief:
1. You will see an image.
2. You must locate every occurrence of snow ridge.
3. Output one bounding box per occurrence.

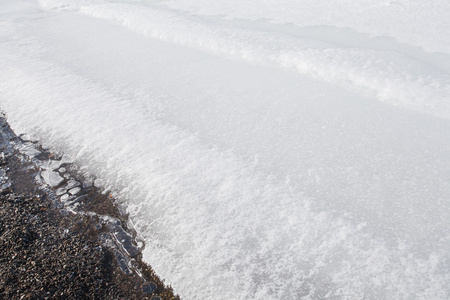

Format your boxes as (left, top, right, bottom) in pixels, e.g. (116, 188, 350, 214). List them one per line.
(76, 2, 450, 119)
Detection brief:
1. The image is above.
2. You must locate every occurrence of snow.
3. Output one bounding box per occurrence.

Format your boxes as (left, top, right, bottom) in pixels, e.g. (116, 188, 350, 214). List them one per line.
(161, 0, 450, 54)
(1, 0, 450, 299)
(78, 2, 450, 119)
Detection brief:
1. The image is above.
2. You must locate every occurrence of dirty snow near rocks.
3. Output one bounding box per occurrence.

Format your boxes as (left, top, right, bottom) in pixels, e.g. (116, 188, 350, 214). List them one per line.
(1, 0, 450, 299)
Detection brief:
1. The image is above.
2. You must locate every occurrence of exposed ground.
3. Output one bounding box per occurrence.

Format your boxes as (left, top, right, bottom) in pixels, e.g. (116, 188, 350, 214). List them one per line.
(0, 118, 180, 300)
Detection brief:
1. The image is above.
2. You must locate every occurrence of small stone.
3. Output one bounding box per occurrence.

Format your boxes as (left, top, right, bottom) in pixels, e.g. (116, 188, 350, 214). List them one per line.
(142, 282, 157, 294)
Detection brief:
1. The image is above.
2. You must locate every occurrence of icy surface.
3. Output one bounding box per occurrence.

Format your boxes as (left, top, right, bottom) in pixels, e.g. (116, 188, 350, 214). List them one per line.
(1, 0, 450, 299)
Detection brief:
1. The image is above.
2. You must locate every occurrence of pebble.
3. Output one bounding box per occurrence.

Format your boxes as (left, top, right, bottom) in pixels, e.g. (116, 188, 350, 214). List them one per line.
(142, 282, 157, 294)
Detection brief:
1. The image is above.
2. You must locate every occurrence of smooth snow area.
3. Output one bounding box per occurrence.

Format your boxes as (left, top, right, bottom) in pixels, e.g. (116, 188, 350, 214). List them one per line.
(1, 0, 450, 299)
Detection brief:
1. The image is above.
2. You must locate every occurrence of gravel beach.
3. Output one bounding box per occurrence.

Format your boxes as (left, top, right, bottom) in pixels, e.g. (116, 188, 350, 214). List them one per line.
(0, 117, 180, 300)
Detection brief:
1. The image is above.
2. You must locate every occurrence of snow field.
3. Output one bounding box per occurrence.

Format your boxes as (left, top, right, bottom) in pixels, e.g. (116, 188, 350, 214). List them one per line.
(1, 0, 450, 299)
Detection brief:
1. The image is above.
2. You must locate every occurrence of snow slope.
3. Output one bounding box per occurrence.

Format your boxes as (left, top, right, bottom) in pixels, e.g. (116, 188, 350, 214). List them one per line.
(1, 0, 450, 299)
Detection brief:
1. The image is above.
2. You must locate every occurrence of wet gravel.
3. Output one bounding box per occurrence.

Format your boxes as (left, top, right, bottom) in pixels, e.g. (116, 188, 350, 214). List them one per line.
(0, 191, 124, 299)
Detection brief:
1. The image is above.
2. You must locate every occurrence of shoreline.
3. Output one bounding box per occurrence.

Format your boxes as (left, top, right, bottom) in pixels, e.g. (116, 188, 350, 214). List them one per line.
(0, 116, 180, 299)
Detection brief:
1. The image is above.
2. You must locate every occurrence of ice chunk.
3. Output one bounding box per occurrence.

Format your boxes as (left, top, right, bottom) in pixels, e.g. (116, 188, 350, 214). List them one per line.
(64, 195, 87, 206)
(114, 249, 132, 275)
(0, 182, 11, 191)
(19, 133, 31, 141)
(68, 186, 81, 195)
(66, 179, 80, 190)
(55, 187, 67, 196)
(40, 170, 64, 187)
(110, 224, 140, 257)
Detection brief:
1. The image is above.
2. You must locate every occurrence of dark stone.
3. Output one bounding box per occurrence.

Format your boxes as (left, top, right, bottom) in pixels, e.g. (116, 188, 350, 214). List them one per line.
(142, 282, 157, 294)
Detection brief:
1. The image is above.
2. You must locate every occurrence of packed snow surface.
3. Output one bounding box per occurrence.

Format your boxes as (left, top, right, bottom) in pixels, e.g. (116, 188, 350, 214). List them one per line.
(1, 0, 450, 299)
